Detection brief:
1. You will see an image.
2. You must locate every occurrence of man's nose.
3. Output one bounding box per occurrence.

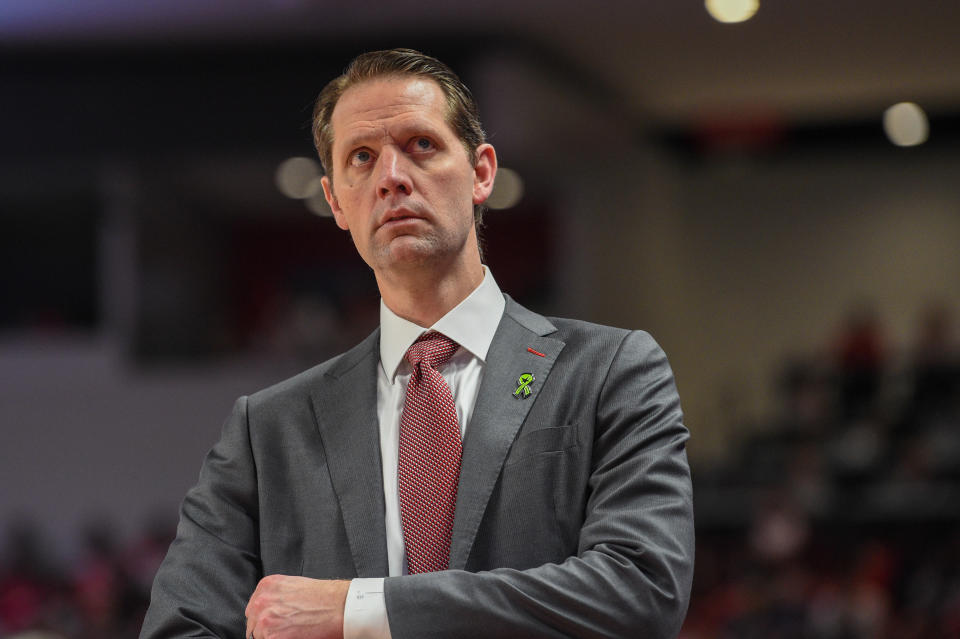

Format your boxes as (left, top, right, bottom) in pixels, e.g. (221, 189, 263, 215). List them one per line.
(376, 146, 413, 198)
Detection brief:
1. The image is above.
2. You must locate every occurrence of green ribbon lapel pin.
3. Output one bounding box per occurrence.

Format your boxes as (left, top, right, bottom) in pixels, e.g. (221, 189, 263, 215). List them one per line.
(514, 373, 535, 399)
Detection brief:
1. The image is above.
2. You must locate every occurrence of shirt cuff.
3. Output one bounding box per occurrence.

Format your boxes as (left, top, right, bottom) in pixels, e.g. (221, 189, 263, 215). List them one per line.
(343, 578, 392, 639)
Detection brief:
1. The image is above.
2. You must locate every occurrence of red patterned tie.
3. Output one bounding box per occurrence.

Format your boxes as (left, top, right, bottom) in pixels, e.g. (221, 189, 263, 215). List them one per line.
(398, 331, 462, 574)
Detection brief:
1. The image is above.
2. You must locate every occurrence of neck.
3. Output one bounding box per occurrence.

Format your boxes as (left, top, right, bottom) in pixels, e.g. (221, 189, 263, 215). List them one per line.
(377, 256, 484, 327)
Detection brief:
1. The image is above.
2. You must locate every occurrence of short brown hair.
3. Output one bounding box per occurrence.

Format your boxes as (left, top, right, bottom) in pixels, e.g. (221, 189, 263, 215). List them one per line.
(312, 48, 489, 226)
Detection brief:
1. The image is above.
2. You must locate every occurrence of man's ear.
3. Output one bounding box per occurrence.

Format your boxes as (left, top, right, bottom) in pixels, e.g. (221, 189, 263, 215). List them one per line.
(321, 175, 348, 230)
(472, 143, 497, 206)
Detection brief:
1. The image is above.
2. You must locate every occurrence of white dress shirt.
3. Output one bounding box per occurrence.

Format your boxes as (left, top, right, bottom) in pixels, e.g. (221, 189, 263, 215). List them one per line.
(343, 267, 506, 639)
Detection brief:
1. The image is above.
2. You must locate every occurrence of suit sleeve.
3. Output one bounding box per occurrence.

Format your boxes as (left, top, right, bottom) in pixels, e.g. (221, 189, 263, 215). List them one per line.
(383, 330, 695, 638)
(140, 396, 261, 638)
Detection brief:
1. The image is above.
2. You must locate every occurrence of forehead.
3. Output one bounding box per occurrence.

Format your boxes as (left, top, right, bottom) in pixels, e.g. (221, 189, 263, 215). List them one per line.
(330, 76, 450, 147)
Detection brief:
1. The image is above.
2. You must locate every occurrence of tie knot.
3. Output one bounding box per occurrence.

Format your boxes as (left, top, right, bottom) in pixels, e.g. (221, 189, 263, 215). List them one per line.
(405, 332, 459, 370)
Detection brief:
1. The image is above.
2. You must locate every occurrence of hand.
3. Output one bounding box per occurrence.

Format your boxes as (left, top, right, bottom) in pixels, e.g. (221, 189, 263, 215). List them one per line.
(244, 575, 349, 639)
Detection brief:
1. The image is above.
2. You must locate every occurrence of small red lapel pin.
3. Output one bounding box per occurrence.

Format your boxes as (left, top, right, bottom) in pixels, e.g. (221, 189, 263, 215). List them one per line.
(527, 347, 546, 357)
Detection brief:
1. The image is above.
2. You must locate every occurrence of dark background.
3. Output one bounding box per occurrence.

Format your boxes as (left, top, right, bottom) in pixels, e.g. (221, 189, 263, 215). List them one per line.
(2, 2, 959, 637)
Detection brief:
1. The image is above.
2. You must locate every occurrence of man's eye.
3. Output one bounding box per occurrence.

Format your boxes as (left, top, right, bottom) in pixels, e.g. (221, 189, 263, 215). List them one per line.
(413, 137, 433, 151)
(351, 150, 372, 166)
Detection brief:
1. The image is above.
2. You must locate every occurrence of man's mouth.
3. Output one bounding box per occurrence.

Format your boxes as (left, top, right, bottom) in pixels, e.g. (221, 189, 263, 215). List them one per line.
(380, 208, 424, 226)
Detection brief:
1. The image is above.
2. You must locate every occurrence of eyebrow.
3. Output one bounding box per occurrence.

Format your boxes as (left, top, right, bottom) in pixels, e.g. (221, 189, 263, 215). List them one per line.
(339, 130, 378, 156)
(338, 120, 445, 159)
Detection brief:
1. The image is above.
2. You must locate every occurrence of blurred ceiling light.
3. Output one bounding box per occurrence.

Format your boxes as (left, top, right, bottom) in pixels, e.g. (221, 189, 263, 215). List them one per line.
(705, 0, 759, 23)
(304, 182, 333, 217)
(485, 167, 524, 210)
(276, 156, 322, 199)
(883, 102, 929, 147)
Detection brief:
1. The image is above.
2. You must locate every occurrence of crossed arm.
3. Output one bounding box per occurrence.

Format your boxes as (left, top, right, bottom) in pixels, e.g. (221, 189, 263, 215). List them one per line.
(141, 330, 694, 639)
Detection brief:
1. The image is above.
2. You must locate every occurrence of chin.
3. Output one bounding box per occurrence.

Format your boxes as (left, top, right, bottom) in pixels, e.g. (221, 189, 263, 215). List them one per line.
(382, 236, 448, 267)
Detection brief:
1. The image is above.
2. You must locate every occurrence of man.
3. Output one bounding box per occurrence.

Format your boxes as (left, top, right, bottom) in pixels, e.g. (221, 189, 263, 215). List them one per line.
(141, 48, 694, 639)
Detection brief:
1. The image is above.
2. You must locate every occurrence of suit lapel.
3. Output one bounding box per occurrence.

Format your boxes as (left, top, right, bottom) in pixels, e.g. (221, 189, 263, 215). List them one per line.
(309, 330, 389, 578)
(449, 299, 566, 569)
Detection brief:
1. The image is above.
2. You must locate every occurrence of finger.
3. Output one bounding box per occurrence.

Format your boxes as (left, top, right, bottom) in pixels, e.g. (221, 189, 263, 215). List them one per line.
(245, 580, 264, 636)
(246, 615, 262, 639)
(244, 594, 258, 639)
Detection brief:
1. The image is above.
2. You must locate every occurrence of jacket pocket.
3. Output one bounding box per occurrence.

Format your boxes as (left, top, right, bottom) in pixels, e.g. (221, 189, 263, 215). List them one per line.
(503, 425, 575, 467)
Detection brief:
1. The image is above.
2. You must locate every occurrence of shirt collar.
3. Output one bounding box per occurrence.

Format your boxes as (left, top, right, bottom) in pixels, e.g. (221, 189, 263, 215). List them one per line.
(379, 267, 506, 382)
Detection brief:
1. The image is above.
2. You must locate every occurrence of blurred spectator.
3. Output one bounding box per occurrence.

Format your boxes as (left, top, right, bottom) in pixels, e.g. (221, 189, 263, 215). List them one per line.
(833, 303, 887, 420)
(0, 521, 60, 636)
(749, 492, 809, 564)
(908, 302, 960, 424)
(777, 358, 834, 435)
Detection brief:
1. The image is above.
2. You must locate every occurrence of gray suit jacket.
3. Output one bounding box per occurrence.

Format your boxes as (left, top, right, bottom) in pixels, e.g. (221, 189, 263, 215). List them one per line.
(141, 297, 694, 638)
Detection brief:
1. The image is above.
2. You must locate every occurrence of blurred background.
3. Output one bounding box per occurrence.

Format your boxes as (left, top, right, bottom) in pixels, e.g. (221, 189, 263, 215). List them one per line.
(2, 1, 960, 637)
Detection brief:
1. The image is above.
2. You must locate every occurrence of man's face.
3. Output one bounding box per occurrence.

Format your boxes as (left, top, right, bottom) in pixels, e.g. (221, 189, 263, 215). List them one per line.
(321, 76, 495, 277)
